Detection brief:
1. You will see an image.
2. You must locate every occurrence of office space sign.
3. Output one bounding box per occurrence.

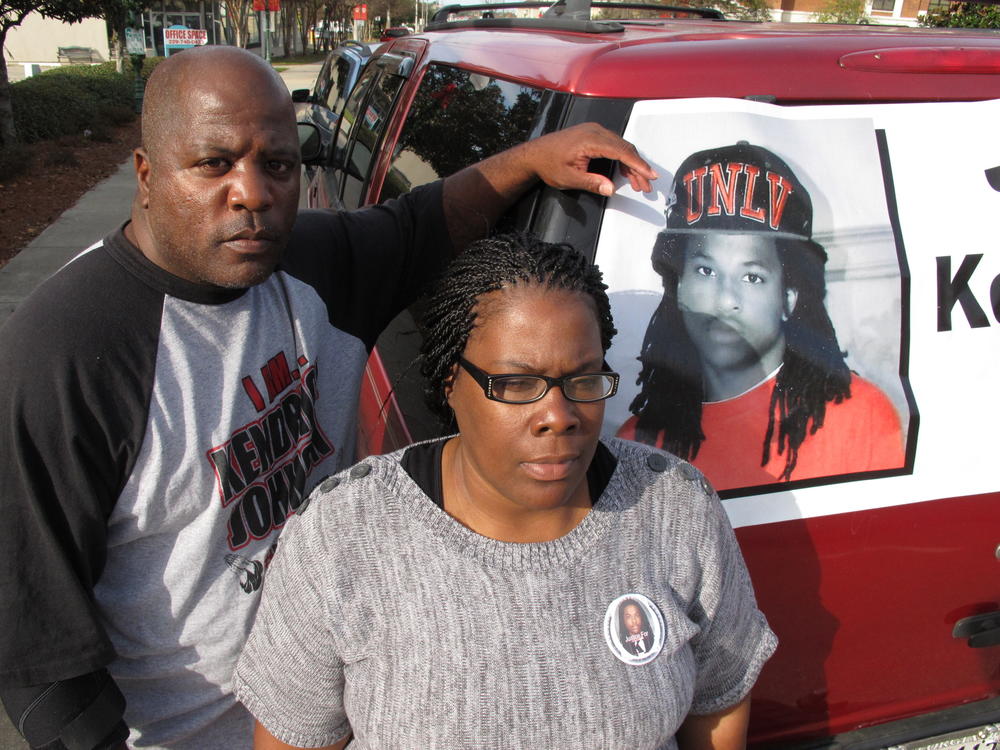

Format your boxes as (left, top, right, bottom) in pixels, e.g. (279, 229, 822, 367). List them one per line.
(163, 27, 208, 47)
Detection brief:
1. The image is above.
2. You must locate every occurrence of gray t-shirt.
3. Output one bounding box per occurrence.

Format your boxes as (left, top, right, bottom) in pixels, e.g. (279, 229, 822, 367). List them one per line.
(234, 438, 776, 749)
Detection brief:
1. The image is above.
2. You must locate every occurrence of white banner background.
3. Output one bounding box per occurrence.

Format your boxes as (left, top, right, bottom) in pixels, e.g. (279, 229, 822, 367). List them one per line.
(596, 98, 1000, 528)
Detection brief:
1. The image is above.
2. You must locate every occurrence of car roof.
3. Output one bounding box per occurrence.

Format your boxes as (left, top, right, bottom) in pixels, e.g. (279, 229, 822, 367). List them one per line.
(391, 21, 1000, 102)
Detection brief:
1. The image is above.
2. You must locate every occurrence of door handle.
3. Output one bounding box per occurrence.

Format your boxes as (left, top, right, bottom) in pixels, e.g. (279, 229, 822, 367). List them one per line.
(953, 611, 1000, 648)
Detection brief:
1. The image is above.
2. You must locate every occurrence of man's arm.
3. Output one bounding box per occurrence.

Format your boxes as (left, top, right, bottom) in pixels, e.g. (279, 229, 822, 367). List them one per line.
(0, 672, 129, 750)
(441, 122, 656, 250)
(676, 696, 751, 750)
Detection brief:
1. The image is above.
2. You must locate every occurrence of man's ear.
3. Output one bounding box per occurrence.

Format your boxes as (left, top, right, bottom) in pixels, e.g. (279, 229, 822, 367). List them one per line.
(783, 287, 799, 321)
(134, 148, 151, 208)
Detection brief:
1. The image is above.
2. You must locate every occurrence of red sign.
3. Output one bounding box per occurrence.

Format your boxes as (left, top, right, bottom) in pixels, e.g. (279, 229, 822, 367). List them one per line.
(267, 0, 281, 9)
(352, 4, 368, 20)
(253, 0, 265, 10)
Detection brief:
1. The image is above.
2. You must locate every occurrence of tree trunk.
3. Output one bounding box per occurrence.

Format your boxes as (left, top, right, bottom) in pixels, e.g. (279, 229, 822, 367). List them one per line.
(0, 27, 18, 149)
(225, 0, 251, 47)
(282, 7, 295, 56)
(112, 29, 128, 74)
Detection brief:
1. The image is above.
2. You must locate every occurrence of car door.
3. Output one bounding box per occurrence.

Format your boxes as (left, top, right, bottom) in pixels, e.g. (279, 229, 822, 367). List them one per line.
(305, 52, 413, 213)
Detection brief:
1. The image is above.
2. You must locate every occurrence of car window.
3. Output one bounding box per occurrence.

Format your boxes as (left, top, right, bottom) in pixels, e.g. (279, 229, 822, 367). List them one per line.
(312, 55, 334, 102)
(324, 55, 355, 115)
(380, 64, 545, 201)
(339, 69, 407, 209)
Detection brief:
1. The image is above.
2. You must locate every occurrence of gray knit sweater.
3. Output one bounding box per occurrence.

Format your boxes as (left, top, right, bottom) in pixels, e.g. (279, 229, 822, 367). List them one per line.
(233, 438, 776, 749)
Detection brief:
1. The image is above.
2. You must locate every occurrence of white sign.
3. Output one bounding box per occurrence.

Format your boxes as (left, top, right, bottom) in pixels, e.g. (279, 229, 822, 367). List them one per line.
(125, 28, 146, 55)
(163, 27, 208, 47)
(596, 97, 1000, 527)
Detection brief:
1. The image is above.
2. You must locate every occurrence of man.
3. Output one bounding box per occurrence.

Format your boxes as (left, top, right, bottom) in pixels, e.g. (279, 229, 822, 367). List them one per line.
(0, 46, 654, 749)
(619, 140, 903, 491)
(620, 600, 654, 657)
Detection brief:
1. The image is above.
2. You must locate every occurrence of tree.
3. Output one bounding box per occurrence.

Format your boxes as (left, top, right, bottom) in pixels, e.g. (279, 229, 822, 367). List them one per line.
(1, 1, 118, 147)
(221, 0, 252, 47)
(100, 0, 144, 73)
(921, 0, 1000, 27)
(593, 0, 773, 22)
(294, 0, 325, 53)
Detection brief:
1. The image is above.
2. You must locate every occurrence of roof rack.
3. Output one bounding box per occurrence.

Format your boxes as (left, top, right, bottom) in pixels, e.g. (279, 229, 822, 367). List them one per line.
(429, 0, 724, 31)
(341, 39, 374, 52)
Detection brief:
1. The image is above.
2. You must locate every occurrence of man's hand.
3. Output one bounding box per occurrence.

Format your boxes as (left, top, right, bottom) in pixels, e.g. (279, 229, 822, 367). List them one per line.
(442, 122, 656, 251)
(520, 122, 657, 196)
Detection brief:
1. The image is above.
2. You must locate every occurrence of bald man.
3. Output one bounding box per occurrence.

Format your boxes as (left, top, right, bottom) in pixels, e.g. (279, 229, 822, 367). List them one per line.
(0, 46, 653, 750)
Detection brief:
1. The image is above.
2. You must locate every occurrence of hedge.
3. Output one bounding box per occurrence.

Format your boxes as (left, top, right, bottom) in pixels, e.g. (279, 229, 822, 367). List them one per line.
(10, 58, 164, 144)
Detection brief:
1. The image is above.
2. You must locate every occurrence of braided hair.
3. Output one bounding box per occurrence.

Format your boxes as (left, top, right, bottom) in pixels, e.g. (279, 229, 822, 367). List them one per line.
(629, 232, 851, 481)
(419, 232, 616, 425)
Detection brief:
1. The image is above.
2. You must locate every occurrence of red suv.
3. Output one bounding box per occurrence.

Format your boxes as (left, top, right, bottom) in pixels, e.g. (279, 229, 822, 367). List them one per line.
(298, 4, 1000, 747)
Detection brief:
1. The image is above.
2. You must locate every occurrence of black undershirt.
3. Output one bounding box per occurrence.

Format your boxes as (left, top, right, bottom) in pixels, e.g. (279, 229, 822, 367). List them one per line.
(401, 440, 618, 510)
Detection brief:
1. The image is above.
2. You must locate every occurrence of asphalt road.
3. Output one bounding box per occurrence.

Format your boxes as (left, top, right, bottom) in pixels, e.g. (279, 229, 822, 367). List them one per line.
(0, 55, 324, 750)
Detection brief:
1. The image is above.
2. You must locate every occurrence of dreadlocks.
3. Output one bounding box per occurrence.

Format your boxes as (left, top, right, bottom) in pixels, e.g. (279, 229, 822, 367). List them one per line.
(419, 232, 616, 425)
(629, 233, 851, 481)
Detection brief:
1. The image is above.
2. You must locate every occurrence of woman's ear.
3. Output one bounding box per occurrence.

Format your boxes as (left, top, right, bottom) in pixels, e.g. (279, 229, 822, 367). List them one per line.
(443, 362, 459, 404)
(783, 287, 799, 321)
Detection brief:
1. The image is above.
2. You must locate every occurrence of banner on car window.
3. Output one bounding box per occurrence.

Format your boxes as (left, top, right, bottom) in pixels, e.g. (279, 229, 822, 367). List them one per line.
(597, 97, 1000, 527)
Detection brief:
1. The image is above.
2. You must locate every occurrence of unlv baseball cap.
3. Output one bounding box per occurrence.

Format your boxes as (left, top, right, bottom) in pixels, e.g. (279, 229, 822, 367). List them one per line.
(658, 141, 827, 263)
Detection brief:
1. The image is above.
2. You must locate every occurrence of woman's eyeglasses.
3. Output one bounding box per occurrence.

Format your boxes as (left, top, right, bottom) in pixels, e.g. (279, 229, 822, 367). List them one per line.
(457, 356, 619, 404)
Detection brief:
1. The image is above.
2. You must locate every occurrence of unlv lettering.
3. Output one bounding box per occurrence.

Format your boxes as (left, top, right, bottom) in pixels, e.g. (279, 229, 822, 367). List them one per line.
(683, 166, 708, 224)
(683, 162, 794, 229)
(740, 165, 765, 223)
(707, 162, 742, 217)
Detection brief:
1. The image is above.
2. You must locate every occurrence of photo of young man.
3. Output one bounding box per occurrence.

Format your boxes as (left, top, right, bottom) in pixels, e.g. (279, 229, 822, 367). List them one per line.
(617, 141, 905, 491)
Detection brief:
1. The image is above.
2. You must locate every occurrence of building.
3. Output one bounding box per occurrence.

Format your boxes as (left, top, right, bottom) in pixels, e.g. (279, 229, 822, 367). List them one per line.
(3, 2, 272, 83)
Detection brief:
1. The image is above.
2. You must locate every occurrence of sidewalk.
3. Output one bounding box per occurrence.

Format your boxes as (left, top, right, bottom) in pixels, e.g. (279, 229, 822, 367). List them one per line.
(0, 60, 323, 750)
(0, 160, 135, 328)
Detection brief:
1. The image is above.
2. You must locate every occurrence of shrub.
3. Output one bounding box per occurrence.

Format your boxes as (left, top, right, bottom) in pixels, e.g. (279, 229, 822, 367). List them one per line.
(814, 0, 872, 22)
(141, 56, 165, 81)
(99, 103, 137, 126)
(921, 1, 1000, 27)
(10, 75, 100, 143)
(8, 60, 162, 145)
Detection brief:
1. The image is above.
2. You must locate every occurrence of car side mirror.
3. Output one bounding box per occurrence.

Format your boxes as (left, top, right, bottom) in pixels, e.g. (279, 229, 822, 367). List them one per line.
(298, 122, 323, 164)
(291, 88, 312, 103)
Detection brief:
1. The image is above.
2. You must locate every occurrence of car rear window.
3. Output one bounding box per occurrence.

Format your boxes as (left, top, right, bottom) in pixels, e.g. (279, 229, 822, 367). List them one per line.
(380, 64, 545, 201)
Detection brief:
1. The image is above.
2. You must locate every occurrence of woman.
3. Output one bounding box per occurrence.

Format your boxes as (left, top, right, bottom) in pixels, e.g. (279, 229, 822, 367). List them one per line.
(234, 233, 776, 749)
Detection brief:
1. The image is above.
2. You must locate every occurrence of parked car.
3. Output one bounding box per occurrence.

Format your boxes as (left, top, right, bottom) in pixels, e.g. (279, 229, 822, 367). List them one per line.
(292, 39, 375, 188)
(297, 3, 1000, 747)
(381, 25, 414, 42)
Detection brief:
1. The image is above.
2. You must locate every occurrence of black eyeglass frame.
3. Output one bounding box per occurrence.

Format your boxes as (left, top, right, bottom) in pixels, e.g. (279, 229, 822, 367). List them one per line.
(456, 356, 620, 404)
